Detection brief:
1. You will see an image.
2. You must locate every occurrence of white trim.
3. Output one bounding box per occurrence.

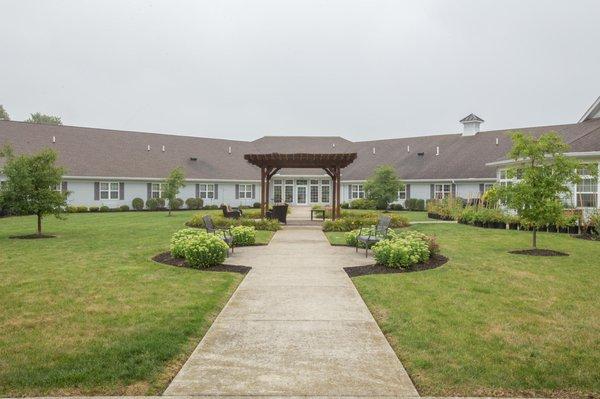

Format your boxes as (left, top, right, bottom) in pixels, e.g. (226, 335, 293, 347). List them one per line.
(486, 151, 600, 167)
(63, 175, 261, 182)
(579, 95, 600, 122)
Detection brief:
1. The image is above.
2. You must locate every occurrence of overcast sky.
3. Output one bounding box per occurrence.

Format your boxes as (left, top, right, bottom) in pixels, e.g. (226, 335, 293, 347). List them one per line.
(1, 0, 599, 141)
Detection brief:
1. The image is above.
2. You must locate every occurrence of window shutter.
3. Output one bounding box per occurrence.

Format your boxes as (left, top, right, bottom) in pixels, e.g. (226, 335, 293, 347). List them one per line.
(479, 183, 485, 195)
(214, 184, 218, 199)
(94, 182, 100, 200)
(451, 183, 456, 198)
(430, 184, 434, 199)
(195, 184, 200, 198)
(348, 185, 352, 199)
(235, 184, 239, 199)
(406, 184, 411, 199)
(147, 183, 152, 200)
(119, 182, 125, 200)
(61, 181, 68, 193)
(252, 184, 256, 199)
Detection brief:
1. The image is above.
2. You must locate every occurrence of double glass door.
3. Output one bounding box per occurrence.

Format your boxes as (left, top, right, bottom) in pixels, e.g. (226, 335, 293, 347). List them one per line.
(295, 179, 307, 204)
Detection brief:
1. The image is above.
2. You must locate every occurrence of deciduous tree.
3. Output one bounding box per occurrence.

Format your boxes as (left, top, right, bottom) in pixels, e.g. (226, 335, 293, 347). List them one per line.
(163, 167, 186, 216)
(25, 112, 62, 125)
(364, 165, 403, 210)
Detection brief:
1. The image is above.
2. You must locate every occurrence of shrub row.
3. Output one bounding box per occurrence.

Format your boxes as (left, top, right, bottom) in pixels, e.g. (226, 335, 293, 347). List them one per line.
(404, 198, 426, 211)
(322, 212, 409, 232)
(65, 205, 130, 213)
(170, 228, 229, 268)
(186, 213, 281, 231)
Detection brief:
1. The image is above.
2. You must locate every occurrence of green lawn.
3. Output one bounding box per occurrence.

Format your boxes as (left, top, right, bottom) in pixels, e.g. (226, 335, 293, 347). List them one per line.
(340, 223, 600, 397)
(0, 211, 270, 396)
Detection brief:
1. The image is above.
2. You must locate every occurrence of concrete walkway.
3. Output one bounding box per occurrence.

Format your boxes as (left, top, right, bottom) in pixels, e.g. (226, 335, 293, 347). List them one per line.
(164, 224, 418, 397)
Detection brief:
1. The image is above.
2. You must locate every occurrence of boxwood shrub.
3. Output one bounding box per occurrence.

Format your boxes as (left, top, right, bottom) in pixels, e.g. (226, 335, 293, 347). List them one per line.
(146, 198, 159, 210)
(132, 197, 144, 210)
(99, 205, 110, 212)
(120, 205, 130, 211)
(404, 198, 425, 211)
(185, 197, 203, 210)
(89, 206, 99, 212)
(349, 198, 376, 210)
(170, 198, 184, 210)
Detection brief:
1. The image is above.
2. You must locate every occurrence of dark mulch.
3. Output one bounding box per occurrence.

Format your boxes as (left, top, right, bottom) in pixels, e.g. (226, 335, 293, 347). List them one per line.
(509, 249, 569, 257)
(344, 254, 448, 277)
(9, 233, 56, 239)
(152, 252, 251, 274)
(572, 234, 600, 241)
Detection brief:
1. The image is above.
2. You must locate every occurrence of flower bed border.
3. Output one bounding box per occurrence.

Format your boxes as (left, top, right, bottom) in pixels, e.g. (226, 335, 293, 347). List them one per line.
(343, 254, 448, 277)
(152, 252, 251, 274)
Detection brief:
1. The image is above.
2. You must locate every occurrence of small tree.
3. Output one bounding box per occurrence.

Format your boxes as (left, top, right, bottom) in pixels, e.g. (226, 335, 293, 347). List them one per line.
(25, 112, 62, 125)
(364, 165, 403, 210)
(493, 132, 584, 249)
(163, 167, 186, 216)
(0, 105, 9, 121)
(0, 146, 68, 236)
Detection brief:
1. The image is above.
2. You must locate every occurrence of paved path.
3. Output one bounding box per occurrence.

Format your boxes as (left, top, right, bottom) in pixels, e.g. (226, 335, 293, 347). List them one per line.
(164, 224, 418, 397)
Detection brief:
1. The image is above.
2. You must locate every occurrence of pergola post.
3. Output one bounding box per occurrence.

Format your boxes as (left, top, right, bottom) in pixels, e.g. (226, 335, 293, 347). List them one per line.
(260, 167, 266, 218)
(335, 167, 341, 219)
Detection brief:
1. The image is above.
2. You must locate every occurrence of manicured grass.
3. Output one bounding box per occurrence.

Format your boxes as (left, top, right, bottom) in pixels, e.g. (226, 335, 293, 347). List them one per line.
(347, 223, 600, 397)
(0, 210, 270, 396)
(341, 209, 433, 221)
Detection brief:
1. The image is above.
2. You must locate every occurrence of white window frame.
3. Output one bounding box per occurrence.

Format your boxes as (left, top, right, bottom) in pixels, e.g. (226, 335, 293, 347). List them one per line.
(199, 184, 215, 199)
(273, 180, 283, 203)
(238, 184, 252, 199)
(397, 187, 406, 200)
(351, 184, 365, 199)
(576, 164, 598, 208)
(151, 183, 163, 199)
(434, 183, 451, 199)
(100, 182, 119, 200)
(321, 180, 330, 203)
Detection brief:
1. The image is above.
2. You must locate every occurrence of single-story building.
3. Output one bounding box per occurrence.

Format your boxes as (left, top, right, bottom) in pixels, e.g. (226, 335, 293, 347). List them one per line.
(1, 97, 599, 210)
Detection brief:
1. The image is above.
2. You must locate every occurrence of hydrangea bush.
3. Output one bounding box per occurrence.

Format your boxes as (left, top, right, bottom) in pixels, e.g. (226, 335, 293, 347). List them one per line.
(170, 228, 202, 258)
(230, 225, 256, 246)
(372, 230, 437, 269)
(169, 228, 229, 268)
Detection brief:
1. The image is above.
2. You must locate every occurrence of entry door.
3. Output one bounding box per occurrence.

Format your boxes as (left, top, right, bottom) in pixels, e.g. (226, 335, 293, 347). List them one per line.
(296, 186, 307, 204)
(284, 182, 294, 203)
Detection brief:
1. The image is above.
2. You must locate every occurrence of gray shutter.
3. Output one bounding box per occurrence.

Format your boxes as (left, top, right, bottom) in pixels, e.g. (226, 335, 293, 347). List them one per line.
(430, 184, 435, 199)
(451, 183, 456, 198)
(406, 184, 411, 199)
(235, 184, 239, 199)
(252, 184, 256, 199)
(119, 182, 125, 200)
(61, 181, 68, 193)
(195, 184, 200, 198)
(348, 185, 352, 199)
(214, 184, 218, 199)
(94, 182, 100, 200)
(479, 183, 485, 194)
(147, 183, 152, 200)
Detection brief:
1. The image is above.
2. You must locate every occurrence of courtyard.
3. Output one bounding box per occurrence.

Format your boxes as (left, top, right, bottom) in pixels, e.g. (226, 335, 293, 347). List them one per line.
(0, 209, 598, 397)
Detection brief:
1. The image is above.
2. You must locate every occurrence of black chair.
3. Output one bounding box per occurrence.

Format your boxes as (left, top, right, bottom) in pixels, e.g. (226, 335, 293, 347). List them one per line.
(220, 205, 241, 219)
(203, 215, 234, 254)
(266, 204, 288, 224)
(356, 216, 391, 258)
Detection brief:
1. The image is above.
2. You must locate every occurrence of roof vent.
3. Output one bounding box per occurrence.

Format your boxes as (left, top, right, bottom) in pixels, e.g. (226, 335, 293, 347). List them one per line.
(228, 146, 232, 154)
(407, 145, 410, 153)
(417, 152, 425, 157)
(147, 145, 151, 151)
(190, 157, 198, 161)
(332, 143, 336, 148)
(162, 145, 165, 152)
(435, 146, 440, 156)
(495, 137, 499, 146)
(460, 113, 484, 136)
(52, 136, 56, 143)
(372, 147, 376, 155)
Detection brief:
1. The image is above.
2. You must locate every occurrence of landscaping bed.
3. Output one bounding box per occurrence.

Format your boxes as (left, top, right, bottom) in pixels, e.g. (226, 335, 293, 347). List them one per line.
(344, 254, 448, 277)
(152, 252, 251, 273)
(509, 249, 569, 256)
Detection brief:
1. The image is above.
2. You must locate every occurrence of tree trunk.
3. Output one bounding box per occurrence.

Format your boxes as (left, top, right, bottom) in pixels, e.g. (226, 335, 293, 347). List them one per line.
(532, 227, 537, 249)
(168, 205, 172, 216)
(37, 212, 42, 236)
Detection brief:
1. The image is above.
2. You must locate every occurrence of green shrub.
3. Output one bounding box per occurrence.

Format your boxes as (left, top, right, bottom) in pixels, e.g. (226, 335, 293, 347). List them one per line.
(372, 231, 433, 268)
(170, 228, 203, 258)
(170, 198, 184, 210)
(99, 205, 110, 212)
(132, 197, 144, 211)
(405, 198, 425, 211)
(89, 206, 99, 212)
(185, 197, 203, 210)
(65, 206, 88, 213)
(323, 214, 409, 232)
(156, 198, 166, 208)
(345, 227, 388, 247)
(349, 198, 376, 210)
(183, 232, 229, 268)
(252, 202, 261, 208)
(146, 198, 159, 210)
(186, 213, 281, 231)
(120, 205, 130, 211)
(389, 203, 404, 211)
(239, 218, 281, 231)
(427, 197, 464, 220)
(241, 209, 261, 219)
(230, 225, 256, 246)
(341, 202, 349, 209)
(203, 204, 219, 210)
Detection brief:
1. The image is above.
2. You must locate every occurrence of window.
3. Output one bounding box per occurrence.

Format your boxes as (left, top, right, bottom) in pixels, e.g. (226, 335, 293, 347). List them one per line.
(577, 164, 598, 208)
(321, 180, 330, 203)
(310, 185, 319, 203)
(483, 183, 494, 192)
(100, 182, 119, 200)
(398, 187, 406, 200)
(199, 184, 215, 199)
(296, 179, 307, 185)
(273, 180, 282, 203)
(239, 184, 252, 199)
(53, 183, 62, 192)
(151, 183, 163, 198)
(434, 184, 451, 199)
(351, 184, 364, 199)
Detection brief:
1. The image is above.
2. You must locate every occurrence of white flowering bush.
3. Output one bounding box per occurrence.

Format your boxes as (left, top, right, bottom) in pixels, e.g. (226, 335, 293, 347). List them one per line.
(230, 225, 256, 246)
(372, 230, 434, 269)
(183, 233, 229, 268)
(170, 228, 203, 258)
(345, 227, 397, 247)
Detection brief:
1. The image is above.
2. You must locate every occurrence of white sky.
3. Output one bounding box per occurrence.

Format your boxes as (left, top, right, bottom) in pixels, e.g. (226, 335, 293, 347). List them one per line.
(1, 0, 599, 140)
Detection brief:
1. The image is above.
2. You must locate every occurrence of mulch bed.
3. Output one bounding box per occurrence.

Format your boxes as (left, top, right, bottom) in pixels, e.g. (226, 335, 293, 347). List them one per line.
(508, 249, 569, 257)
(152, 252, 251, 274)
(344, 254, 448, 277)
(9, 234, 56, 239)
(572, 234, 600, 241)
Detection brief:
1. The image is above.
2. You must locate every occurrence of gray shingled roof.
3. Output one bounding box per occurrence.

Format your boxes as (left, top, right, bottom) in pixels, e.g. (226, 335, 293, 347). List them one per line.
(1, 119, 599, 181)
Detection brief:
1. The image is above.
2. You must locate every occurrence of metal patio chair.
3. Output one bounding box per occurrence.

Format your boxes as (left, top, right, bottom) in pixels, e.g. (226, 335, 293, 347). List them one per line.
(356, 215, 391, 258)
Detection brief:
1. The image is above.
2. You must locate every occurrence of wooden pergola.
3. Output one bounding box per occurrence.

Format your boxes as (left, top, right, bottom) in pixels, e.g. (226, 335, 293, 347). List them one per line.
(243, 152, 357, 220)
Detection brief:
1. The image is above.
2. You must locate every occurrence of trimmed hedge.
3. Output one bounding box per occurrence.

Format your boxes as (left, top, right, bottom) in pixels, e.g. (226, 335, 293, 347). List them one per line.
(132, 197, 144, 210)
(349, 198, 376, 210)
(170, 198, 184, 210)
(185, 197, 203, 210)
(146, 198, 159, 211)
(404, 198, 425, 211)
(322, 213, 409, 232)
(186, 213, 281, 231)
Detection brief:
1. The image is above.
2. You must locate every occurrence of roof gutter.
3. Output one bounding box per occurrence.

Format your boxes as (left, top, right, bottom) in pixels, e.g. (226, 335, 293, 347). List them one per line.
(486, 151, 600, 167)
